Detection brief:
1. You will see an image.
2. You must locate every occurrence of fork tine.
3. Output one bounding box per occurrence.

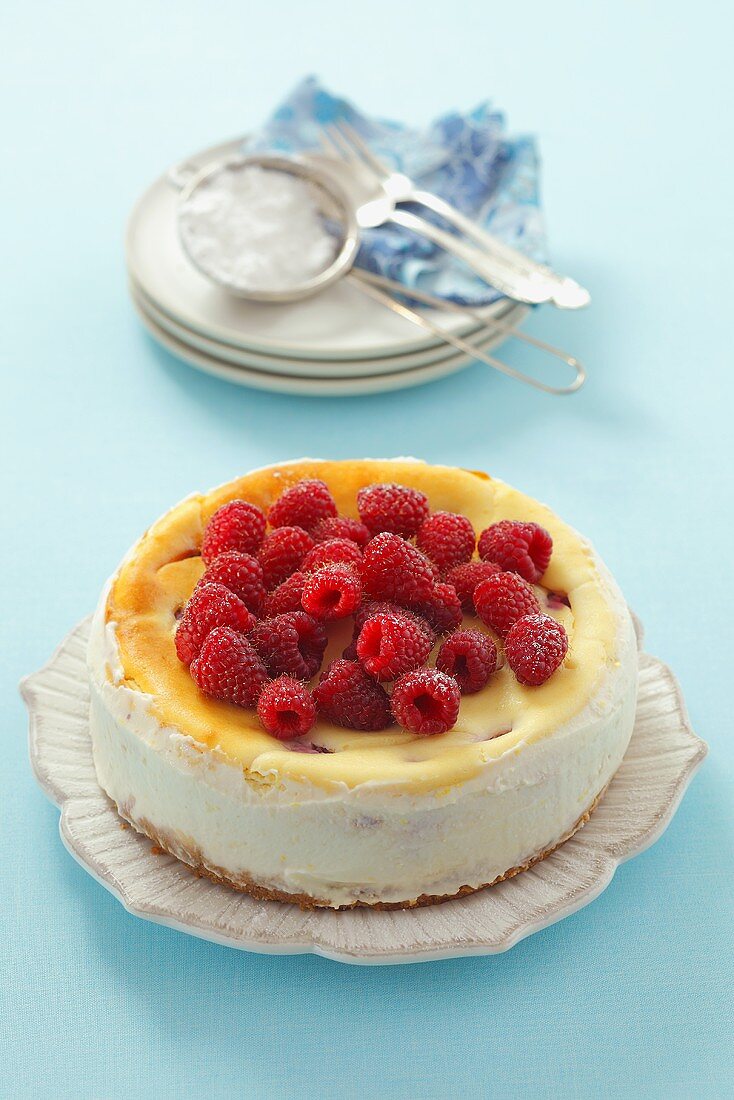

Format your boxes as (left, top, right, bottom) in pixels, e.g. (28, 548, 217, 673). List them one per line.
(334, 120, 389, 177)
(324, 123, 364, 170)
(318, 129, 343, 158)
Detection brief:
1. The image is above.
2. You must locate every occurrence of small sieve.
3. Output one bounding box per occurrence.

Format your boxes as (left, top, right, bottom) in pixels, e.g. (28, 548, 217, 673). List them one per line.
(173, 154, 360, 303)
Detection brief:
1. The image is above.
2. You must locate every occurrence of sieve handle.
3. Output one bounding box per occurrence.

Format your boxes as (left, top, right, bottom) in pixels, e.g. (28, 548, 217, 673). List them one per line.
(348, 270, 585, 396)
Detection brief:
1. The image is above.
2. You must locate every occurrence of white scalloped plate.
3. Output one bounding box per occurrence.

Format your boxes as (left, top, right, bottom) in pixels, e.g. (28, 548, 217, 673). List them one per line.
(22, 617, 706, 965)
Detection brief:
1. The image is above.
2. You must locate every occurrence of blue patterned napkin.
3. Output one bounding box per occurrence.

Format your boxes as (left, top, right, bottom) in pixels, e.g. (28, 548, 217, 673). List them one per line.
(242, 76, 546, 306)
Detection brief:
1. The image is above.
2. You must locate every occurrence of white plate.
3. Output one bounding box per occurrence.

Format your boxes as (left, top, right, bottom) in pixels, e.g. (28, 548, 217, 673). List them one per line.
(126, 138, 511, 361)
(130, 275, 525, 376)
(131, 293, 511, 396)
(131, 280, 526, 381)
(23, 617, 707, 965)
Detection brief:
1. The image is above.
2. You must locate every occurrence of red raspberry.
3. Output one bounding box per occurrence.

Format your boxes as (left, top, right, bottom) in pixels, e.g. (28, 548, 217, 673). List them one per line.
(416, 511, 475, 573)
(257, 676, 316, 739)
(201, 500, 266, 563)
(264, 571, 307, 617)
(505, 614, 568, 686)
(436, 630, 498, 694)
(301, 538, 363, 573)
(312, 515, 371, 548)
(361, 532, 435, 604)
(357, 483, 429, 538)
(353, 600, 435, 646)
(200, 550, 266, 616)
(267, 478, 337, 533)
(478, 520, 553, 583)
(391, 669, 461, 736)
(313, 660, 392, 730)
(249, 611, 327, 680)
(356, 611, 433, 681)
(189, 626, 268, 707)
(258, 526, 314, 590)
(446, 560, 502, 613)
(301, 564, 362, 621)
(474, 572, 540, 637)
(409, 581, 462, 636)
(175, 583, 256, 666)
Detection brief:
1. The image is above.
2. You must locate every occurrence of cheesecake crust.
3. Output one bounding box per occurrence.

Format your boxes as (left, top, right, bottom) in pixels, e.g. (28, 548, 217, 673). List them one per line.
(113, 784, 609, 911)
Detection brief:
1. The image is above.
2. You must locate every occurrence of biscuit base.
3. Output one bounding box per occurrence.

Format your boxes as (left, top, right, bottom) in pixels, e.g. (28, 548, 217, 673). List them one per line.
(112, 784, 609, 911)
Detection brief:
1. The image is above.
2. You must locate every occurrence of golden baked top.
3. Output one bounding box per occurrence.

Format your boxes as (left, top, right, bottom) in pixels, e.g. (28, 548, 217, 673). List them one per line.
(105, 459, 618, 791)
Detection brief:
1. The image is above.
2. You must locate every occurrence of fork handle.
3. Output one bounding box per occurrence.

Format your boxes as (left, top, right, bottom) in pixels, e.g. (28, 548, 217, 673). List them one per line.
(406, 190, 590, 310)
(388, 208, 552, 305)
(348, 272, 584, 395)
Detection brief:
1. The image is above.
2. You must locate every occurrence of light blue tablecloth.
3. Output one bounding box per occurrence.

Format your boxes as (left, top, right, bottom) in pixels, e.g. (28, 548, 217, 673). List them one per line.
(2, 2, 732, 1097)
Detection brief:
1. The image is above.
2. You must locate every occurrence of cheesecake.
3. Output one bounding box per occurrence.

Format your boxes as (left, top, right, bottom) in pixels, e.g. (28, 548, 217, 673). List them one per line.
(87, 459, 637, 908)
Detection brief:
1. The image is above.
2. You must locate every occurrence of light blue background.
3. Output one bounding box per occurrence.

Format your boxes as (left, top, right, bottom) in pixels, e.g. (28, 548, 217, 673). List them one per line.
(2, 2, 732, 1097)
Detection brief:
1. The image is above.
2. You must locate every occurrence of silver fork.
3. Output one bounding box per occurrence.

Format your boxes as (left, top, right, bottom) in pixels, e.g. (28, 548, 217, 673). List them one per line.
(323, 120, 590, 310)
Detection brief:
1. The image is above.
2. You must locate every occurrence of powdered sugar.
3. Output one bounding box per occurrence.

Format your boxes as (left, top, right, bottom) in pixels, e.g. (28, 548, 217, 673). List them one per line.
(179, 164, 338, 293)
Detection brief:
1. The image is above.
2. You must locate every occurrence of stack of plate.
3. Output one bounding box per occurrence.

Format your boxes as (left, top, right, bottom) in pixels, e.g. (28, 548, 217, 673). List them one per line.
(127, 140, 527, 397)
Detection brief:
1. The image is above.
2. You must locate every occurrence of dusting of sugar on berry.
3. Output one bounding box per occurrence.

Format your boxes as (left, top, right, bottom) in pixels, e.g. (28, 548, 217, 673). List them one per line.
(356, 611, 433, 681)
(175, 582, 256, 666)
(249, 610, 327, 680)
(474, 571, 541, 637)
(258, 526, 314, 590)
(357, 483, 429, 538)
(313, 659, 392, 731)
(416, 511, 475, 573)
(391, 668, 461, 735)
(257, 676, 316, 739)
(505, 614, 568, 686)
(478, 520, 553, 583)
(201, 500, 266, 563)
(436, 629, 497, 694)
(190, 626, 268, 707)
(361, 532, 435, 604)
(301, 564, 362, 621)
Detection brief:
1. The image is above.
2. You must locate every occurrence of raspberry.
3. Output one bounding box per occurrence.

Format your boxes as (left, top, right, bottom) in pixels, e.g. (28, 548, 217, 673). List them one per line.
(312, 515, 371, 548)
(175, 583, 256, 666)
(353, 600, 435, 645)
(264, 571, 307, 617)
(446, 560, 502, 613)
(200, 550, 266, 616)
(356, 611, 433, 681)
(416, 511, 475, 573)
(391, 669, 461, 736)
(357, 483, 429, 538)
(258, 526, 314, 590)
(409, 581, 462, 636)
(474, 572, 540, 637)
(301, 538, 363, 573)
(201, 500, 266, 563)
(478, 520, 553, 583)
(361, 532, 435, 604)
(257, 676, 316, 739)
(301, 564, 362, 621)
(313, 660, 392, 731)
(436, 630, 498, 694)
(267, 478, 337, 533)
(189, 626, 268, 707)
(249, 611, 327, 680)
(505, 614, 568, 686)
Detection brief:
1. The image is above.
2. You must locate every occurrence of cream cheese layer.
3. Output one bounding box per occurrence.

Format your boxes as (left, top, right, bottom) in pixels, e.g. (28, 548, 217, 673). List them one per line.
(101, 459, 618, 793)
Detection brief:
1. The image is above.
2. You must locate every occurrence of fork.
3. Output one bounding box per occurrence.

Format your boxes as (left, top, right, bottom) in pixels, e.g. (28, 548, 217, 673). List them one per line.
(319, 128, 554, 305)
(322, 121, 590, 310)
